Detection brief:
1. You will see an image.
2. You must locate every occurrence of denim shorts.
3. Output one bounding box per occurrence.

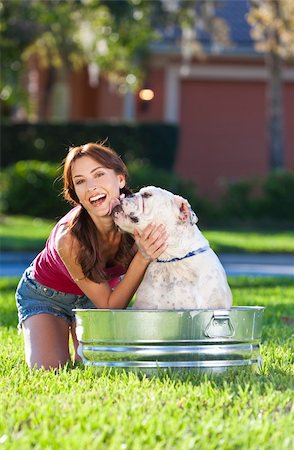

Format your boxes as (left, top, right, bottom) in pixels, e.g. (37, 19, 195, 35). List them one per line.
(15, 266, 97, 330)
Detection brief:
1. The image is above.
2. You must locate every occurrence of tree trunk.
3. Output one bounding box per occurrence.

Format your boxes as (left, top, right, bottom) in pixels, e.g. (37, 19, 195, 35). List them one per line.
(266, 50, 284, 171)
(39, 66, 56, 120)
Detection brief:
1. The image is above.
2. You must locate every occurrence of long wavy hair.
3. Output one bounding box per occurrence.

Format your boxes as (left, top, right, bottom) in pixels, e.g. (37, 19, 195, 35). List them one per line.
(62, 142, 135, 283)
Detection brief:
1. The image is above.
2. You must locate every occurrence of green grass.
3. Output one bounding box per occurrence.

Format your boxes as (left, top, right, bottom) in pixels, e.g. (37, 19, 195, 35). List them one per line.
(0, 216, 55, 251)
(0, 276, 293, 450)
(1, 215, 294, 253)
(204, 229, 294, 254)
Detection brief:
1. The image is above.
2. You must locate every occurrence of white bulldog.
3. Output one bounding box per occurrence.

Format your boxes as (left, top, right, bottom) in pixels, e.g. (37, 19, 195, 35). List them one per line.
(113, 186, 233, 310)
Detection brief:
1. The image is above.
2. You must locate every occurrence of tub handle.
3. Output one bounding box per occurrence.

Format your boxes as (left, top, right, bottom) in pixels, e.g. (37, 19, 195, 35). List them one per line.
(204, 311, 235, 338)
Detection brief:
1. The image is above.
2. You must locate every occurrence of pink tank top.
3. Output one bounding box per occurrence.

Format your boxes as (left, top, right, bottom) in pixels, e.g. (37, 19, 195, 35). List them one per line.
(32, 207, 126, 295)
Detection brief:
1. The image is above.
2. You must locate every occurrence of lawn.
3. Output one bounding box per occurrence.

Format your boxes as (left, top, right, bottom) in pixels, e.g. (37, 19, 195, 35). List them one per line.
(1, 215, 294, 253)
(0, 276, 293, 450)
(0, 216, 55, 251)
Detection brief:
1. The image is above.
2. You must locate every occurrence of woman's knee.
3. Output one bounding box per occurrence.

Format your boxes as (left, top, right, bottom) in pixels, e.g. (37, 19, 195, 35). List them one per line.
(22, 314, 71, 370)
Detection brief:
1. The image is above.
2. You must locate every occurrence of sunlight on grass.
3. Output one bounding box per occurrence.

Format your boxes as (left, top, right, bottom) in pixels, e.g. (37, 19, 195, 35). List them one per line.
(1, 215, 294, 253)
(204, 229, 294, 253)
(0, 276, 293, 450)
(0, 216, 55, 250)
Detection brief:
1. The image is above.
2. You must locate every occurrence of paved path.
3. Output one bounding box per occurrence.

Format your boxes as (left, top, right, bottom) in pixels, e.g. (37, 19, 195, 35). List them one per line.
(0, 252, 37, 277)
(0, 251, 293, 277)
(219, 253, 294, 276)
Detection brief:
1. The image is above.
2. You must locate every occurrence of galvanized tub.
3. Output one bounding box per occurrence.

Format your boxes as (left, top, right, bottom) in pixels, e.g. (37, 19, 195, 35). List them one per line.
(75, 307, 264, 374)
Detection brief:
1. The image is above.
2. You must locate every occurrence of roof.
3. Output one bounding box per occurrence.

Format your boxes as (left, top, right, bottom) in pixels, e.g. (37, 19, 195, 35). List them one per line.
(152, 0, 255, 56)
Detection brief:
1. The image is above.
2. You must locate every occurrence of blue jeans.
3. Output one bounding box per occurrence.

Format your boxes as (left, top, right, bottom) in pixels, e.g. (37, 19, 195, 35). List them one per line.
(15, 266, 96, 330)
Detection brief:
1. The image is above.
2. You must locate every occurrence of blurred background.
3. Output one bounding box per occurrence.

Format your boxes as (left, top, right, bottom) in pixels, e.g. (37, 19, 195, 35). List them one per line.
(1, 0, 294, 225)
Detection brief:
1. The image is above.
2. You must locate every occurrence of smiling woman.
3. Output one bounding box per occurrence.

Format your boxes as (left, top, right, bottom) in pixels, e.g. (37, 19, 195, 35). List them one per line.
(70, 156, 124, 216)
(15, 142, 168, 370)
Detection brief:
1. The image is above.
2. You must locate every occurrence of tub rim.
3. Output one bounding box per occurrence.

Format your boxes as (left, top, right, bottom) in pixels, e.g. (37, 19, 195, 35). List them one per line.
(74, 306, 265, 313)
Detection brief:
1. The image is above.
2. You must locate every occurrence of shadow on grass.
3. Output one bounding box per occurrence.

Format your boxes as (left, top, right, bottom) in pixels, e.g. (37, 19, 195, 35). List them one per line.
(0, 311, 18, 328)
(73, 364, 293, 393)
(0, 236, 45, 252)
(0, 278, 19, 328)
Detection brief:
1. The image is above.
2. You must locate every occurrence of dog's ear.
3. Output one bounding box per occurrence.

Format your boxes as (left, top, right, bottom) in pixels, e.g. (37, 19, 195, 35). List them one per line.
(174, 196, 198, 225)
(189, 208, 198, 225)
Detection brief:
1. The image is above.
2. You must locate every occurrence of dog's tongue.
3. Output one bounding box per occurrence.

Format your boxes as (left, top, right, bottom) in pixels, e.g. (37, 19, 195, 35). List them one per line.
(109, 197, 121, 215)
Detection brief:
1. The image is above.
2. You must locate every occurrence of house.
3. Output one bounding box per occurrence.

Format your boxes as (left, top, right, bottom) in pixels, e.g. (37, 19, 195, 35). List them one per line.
(30, 0, 294, 198)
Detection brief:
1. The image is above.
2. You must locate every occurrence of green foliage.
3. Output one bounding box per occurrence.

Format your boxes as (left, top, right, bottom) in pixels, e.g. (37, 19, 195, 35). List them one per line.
(0, 160, 69, 219)
(0, 0, 158, 115)
(0, 0, 38, 112)
(221, 170, 294, 223)
(1, 0, 232, 117)
(1, 159, 294, 226)
(221, 179, 254, 219)
(262, 170, 294, 220)
(0, 157, 204, 220)
(128, 159, 207, 216)
(1, 122, 178, 171)
(247, 0, 294, 59)
(0, 276, 293, 449)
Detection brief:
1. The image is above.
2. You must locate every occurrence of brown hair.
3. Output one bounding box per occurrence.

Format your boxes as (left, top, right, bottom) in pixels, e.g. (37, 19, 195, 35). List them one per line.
(62, 142, 134, 283)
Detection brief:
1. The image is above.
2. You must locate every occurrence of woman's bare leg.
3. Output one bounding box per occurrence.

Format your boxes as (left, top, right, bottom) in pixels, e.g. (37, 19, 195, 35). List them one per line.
(70, 323, 82, 363)
(22, 314, 71, 370)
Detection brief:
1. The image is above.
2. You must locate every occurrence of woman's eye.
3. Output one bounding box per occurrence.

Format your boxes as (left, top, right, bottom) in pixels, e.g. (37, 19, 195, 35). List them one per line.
(95, 172, 104, 178)
(75, 179, 84, 185)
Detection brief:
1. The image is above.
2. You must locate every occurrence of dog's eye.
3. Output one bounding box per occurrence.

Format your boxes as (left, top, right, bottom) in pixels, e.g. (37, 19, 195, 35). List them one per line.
(142, 192, 152, 198)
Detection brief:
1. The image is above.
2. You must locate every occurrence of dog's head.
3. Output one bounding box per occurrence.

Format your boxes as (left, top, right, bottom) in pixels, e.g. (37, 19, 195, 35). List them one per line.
(112, 186, 197, 235)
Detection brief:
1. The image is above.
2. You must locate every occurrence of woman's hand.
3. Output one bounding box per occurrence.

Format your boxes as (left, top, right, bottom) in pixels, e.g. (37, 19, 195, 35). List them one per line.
(134, 224, 168, 261)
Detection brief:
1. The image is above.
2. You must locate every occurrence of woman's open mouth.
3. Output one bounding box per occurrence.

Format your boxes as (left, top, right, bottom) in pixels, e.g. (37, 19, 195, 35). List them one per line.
(89, 193, 107, 206)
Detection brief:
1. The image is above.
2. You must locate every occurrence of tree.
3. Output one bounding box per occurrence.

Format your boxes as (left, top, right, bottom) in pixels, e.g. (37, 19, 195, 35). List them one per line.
(158, 0, 231, 70)
(0, 0, 157, 119)
(247, 0, 294, 170)
(0, 0, 231, 120)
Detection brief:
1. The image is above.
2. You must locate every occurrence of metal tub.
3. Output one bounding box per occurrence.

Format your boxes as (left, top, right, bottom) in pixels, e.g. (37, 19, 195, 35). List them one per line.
(74, 307, 264, 374)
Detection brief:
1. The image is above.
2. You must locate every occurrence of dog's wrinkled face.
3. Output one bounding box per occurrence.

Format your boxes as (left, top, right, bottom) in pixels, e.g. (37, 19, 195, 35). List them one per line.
(112, 186, 197, 235)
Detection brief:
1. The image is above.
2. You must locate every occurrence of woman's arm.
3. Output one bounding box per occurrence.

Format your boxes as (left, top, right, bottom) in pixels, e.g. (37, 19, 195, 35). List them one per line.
(56, 224, 167, 309)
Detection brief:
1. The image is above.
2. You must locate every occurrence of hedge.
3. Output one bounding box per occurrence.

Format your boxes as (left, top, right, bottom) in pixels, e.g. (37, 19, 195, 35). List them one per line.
(1, 122, 178, 170)
(0, 159, 206, 220)
(0, 160, 68, 219)
(221, 170, 294, 222)
(1, 159, 293, 224)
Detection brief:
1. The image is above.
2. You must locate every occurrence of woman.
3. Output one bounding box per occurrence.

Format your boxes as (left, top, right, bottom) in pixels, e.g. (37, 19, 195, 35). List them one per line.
(15, 142, 167, 370)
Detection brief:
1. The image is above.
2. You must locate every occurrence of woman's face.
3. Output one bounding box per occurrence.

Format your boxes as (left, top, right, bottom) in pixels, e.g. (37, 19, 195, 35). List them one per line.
(71, 156, 126, 216)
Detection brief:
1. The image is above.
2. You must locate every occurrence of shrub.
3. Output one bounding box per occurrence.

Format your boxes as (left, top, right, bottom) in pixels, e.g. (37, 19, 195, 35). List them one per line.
(0, 160, 206, 220)
(262, 170, 294, 221)
(128, 160, 209, 218)
(221, 177, 268, 220)
(2, 159, 293, 225)
(220, 170, 294, 224)
(221, 179, 255, 219)
(0, 161, 69, 219)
